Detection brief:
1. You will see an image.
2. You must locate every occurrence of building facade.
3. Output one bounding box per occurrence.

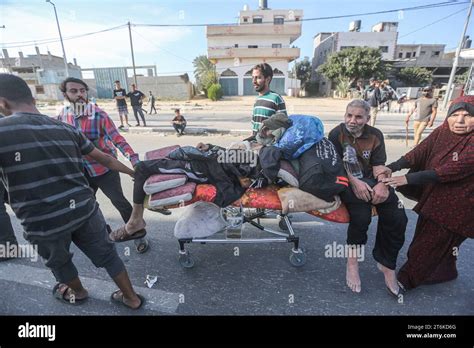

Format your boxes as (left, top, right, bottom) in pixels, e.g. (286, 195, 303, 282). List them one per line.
(206, 0, 302, 96)
(311, 21, 398, 96)
(0, 47, 82, 100)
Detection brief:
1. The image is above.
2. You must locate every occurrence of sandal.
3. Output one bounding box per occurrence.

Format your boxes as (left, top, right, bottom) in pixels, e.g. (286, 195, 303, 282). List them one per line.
(52, 283, 88, 305)
(109, 226, 147, 242)
(110, 290, 145, 310)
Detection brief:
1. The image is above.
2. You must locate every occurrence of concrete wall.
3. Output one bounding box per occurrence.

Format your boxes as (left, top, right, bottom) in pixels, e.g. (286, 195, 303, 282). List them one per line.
(239, 9, 303, 23)
(83, 75, 193, 100)
(133, 76, 194, 100)
(209, 36, 292, 48)
(336, 32, 397, 60)
(311, 34, 336, 95)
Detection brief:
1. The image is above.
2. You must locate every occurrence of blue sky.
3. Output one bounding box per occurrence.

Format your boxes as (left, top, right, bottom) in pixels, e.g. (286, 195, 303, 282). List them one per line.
(1, 0, 472, 79)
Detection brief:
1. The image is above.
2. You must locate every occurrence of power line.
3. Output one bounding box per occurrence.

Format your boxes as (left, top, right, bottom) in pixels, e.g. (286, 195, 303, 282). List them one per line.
(135, 1, 469, 27)
(1, 24, 127, 48)
(399, 7, 468, 39)
(1, 0, 468, 49)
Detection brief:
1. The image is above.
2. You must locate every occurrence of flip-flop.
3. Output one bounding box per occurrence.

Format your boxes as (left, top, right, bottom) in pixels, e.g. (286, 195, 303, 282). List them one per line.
(52, 283, 88, 306)
(110, 290, 145, 310)
(109, 226, 147, 242)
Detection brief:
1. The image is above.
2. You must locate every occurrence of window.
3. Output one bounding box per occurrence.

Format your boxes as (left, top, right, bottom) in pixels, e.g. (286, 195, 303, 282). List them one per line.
(340, 46, 354, 50)
(295, 17, 300, 21)
(412, 52, 416, 57)
(243, 17, 248, 23)
(274, 17, 284, 25)
(379, 46, 389, 53)
(432, 51, 440, 57)
(248, 45, 258, 48)
(420, 51, 426, 55)
(405, 52, 411, 58)
(35, 85, 45, 94)
(234, 44, 239, 48)
(57, 71, 65, 77)
(253, 17, 263, 23)
(398, 52, 403, 58)
(272, 43, 282, 48)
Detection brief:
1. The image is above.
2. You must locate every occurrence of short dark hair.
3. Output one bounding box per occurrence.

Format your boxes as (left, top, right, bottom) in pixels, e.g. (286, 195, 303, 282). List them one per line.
(0, 74, 34, 104)
(253, 63, 273, 79)
(59, 77, 89, 93)
(114, 80, 120, 84)
(175, 108, 180, 113)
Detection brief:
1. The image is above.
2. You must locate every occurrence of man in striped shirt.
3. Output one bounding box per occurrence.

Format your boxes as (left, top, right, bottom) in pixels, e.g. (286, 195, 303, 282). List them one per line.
(0, 74, 144, 309)
(251, 63, 287, 134)
(0, 115, 18, 261)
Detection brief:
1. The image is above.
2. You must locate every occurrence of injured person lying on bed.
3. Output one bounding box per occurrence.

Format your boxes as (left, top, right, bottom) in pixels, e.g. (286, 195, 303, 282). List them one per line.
(109, 113, 350, 242)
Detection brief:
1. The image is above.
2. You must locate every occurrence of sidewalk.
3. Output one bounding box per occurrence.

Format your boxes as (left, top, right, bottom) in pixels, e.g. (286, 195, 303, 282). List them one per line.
(38, 96, 447, 140)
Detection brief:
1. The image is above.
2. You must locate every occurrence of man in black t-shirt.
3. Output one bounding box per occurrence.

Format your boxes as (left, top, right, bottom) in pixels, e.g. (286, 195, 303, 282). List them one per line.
(113, 80, 131, 129)
(328, 99, 407, 298)
(127, 84, 146, 127)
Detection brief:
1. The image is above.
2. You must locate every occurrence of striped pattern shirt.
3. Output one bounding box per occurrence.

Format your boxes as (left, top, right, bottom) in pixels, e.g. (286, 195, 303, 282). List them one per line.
(252, 91, 287, 132)
(58, 104, 139, 177)
(0, 113, 97, 239)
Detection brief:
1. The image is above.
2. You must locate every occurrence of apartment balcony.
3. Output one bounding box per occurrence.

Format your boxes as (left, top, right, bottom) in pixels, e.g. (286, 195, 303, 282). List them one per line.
(208, 46, 300, 61)
(206, 23, 302, 43)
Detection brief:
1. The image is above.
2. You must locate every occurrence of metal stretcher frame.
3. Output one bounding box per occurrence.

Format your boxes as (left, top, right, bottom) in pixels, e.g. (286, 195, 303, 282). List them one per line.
(175, 207, 306, 269)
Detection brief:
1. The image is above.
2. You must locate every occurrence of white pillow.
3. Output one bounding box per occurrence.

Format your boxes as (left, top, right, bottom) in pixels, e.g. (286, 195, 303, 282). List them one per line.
(143, 174, 187, 195)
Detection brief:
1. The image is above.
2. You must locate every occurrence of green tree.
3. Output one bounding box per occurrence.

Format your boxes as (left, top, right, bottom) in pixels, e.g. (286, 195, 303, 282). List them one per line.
(293, 57, 312, 89)
(454, 70, 469, 84)
(193, 55, 218, 95)
(396, 67, 433, 86)
(318, 47, 389, 95)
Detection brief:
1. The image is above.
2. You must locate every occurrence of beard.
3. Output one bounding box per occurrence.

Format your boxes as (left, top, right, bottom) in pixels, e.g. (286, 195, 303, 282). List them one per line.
(0, 105, 11, 116)
(345, 123, 364, 136)
(254, 83, 265, 92)
(65, 95, 90, 116)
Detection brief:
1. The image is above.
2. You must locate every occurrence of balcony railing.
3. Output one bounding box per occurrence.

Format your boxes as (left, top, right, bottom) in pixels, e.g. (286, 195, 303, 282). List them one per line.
(208, 47, 300, 60)
(207, 23, 302, 43)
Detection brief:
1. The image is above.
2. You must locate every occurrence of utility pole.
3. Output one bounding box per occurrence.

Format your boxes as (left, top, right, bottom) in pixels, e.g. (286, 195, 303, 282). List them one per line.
(46, 0, 69, 77)
(443, 0, 473, 108)
(128, 22, 138, 87)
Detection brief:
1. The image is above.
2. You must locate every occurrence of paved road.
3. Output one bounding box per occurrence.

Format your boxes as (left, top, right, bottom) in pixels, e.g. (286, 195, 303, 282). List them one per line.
(38, 97, 446, 139)
(1, 134, 472, 316)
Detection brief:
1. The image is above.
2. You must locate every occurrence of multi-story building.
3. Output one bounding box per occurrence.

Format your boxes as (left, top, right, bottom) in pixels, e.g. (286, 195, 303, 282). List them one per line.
(393, 44, 471, 84)
(311, 21, 399, 95)
(0, 47, 82, 100)
(206, 0, 302, 96)
(312, 20, 473, 96)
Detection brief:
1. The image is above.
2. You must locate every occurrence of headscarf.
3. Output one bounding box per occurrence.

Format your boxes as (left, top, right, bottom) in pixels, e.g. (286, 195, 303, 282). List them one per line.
(447, 95, 474, 117)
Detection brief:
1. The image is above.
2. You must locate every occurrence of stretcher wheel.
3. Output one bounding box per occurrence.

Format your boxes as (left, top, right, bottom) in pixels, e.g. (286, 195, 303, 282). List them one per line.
(279, 218, 292, 231)
(134, 238, 149, 254)
(289, 249, 306, 267)
(179, 252, 195, 268)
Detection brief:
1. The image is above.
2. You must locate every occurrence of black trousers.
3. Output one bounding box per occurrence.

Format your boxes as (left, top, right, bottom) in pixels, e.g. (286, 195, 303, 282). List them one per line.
(149, 103, 157, 114)
(0, 183, 17, 244)
(173, 124, 186, 134)
(341, 182, 407, 270)
(85, 170, 132, 223)
(132, 105, 146, 126)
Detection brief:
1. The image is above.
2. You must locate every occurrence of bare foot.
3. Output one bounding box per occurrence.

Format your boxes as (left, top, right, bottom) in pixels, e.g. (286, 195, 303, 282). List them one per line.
(125, 219, 146, 234)
(346, 258, 361, 293)
(377, 262, 400, 294)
